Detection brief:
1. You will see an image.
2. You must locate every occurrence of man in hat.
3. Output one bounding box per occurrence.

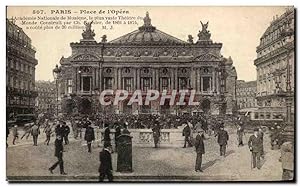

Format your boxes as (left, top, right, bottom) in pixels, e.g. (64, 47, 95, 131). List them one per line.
(55, 120, 64, 137)
(49, 135, 67, 175)
(248, 128, 262, 169)
(12, 125, 19, 145)
(237, 122, 245, 146)
(280, 141, 294, 180)
(21, 122, 33, 140)
(122, 122, 130, 135)
(152, 122, 161, 148)
(98, 144, 113, 181)
(258, 127, 264, 158)
(31, 122, 40, 146)
(84, 123, 95, 153)
(103, 123, 111, 148)
(216, 124, 229, 157)
(114, 122, 121, 151)
(62, 122, 70, 145)
(194, 129, 205, 172)
(44, 124, 52, 145)
(182, 123, 192, 148)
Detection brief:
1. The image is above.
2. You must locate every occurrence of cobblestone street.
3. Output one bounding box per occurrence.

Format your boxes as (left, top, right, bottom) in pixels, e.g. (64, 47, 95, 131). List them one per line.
(6, 127, 283, 181)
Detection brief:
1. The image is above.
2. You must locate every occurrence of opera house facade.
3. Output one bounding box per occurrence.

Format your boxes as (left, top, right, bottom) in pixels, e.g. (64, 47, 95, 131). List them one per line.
(58, 12, 237, 116)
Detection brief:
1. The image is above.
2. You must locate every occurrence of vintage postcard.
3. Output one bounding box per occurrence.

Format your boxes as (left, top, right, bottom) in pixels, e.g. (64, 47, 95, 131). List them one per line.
(6, 6, 295, 182)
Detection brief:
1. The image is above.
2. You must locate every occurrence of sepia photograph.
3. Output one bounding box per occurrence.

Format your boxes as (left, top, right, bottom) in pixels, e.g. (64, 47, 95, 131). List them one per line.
(5, 6, 295, 182)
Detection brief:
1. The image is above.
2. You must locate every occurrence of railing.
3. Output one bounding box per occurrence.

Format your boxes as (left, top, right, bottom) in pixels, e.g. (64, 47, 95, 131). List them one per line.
(98, 129, 184, 147)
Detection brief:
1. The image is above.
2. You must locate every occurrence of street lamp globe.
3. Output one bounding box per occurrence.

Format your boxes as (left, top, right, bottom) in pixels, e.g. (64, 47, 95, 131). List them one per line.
(53, 64, 61, 80)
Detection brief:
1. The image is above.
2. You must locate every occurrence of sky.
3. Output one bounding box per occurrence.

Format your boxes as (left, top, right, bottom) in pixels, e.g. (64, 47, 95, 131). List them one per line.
(7, 6, 288, 81)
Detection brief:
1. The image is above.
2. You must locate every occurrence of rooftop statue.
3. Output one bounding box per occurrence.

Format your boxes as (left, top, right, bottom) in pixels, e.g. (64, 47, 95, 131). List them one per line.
(198, 21, 211, 41)
(82, 21, 96, 40)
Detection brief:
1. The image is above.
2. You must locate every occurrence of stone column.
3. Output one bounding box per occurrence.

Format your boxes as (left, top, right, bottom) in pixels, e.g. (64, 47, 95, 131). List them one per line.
(133, 67, 136, 90)
(155, 68, 159, 90)
(196, 68, 200, 93)
(216, 71, 219, 94)
(170, 69, 174, 90)
(99, 67, 103, 91)
(212, 68, 216, 92)
(114, 68, 118, 90)
(191, 67, 196, 90)
(174, 68, 178, 90)
(136, 68, 140, 90)
(152, 69, 156, 89)
(118, 68, 122, 89)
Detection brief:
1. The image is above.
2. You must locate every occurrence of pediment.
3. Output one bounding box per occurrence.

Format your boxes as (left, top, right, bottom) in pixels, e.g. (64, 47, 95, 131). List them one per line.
(72, 54, 100, 61)
(194, 53, 221, 62)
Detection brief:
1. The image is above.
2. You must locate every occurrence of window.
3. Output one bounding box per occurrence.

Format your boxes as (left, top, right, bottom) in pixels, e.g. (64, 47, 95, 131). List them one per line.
(82, 76, 91, 92)
(124, 68, 130, 73)
(259, 113, 265, 119)
(202, 77, 212, 92)
(141, 78, 151, 91)
(179, 77, 188, 89)
(104, 77, 113, 89)
(143, 68, 149, 74)
(123, 78, 133, 92)
(67, 79, 73, 94)
(161, 77, 169, 90)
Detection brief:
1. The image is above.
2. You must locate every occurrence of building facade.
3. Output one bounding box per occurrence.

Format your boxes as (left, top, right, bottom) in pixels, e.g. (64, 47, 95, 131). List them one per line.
(254, 8, 295, 121)
(35, 80, 56, 115)
(58, 12, 237, 116)
(236, 80, 257, 109)
(6, 19, 38, 117)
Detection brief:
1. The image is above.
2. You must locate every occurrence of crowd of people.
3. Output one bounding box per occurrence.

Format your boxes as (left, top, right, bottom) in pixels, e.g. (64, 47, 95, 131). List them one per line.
(6, 112, 293, 181)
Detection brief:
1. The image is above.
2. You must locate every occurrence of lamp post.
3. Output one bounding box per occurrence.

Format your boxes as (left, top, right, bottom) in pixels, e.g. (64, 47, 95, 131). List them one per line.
(53, 64, 61, 118)
(280, 26, 294, 142)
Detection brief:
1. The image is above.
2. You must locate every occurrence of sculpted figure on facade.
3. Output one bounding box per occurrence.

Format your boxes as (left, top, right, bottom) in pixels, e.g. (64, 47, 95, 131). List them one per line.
(198, 21, 211, 41)
(101, 35, 107, 43)
(187, 35, 194, 44)
(82, 21, 96, 40)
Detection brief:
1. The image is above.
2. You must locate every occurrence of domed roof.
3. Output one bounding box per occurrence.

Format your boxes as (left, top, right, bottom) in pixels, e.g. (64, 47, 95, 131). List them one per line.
(109, 12, 187, 45)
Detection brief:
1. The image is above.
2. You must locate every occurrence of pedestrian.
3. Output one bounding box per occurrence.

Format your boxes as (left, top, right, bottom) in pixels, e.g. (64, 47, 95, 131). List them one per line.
(103, 123, 111, 148)
(280, 141, 294, 180)
(122, 122, 130, 135)
(182, 123, 192, 148)
(216, 124, 229, 157)
(98, 144, 113, 182)
(258, 127, 264, 158)
(31, 123, 40, 146)
(84, 123, 95, 153)
(152, 122, 161, 148)
(115, 123, 121, 151)
(21, 122, 33, 140)
(12, 125, 19, 145)
(55, 121, 64, 137)
(72, 120, 79, 139)
(194, 129, 205, 172)
(44, 125, 52, 145)
(49, 135, 67, 175)
(248, 128, 262, 170)
(62, 122, 70, 145)
(237, 122, 245, 146)
(6, 125, 10, 148)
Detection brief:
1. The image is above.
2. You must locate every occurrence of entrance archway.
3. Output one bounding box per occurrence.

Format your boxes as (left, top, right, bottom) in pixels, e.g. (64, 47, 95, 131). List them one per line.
(123, 99, 132, 114)
(80, 98, 92, 114)
(201, 99, 211, 113)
